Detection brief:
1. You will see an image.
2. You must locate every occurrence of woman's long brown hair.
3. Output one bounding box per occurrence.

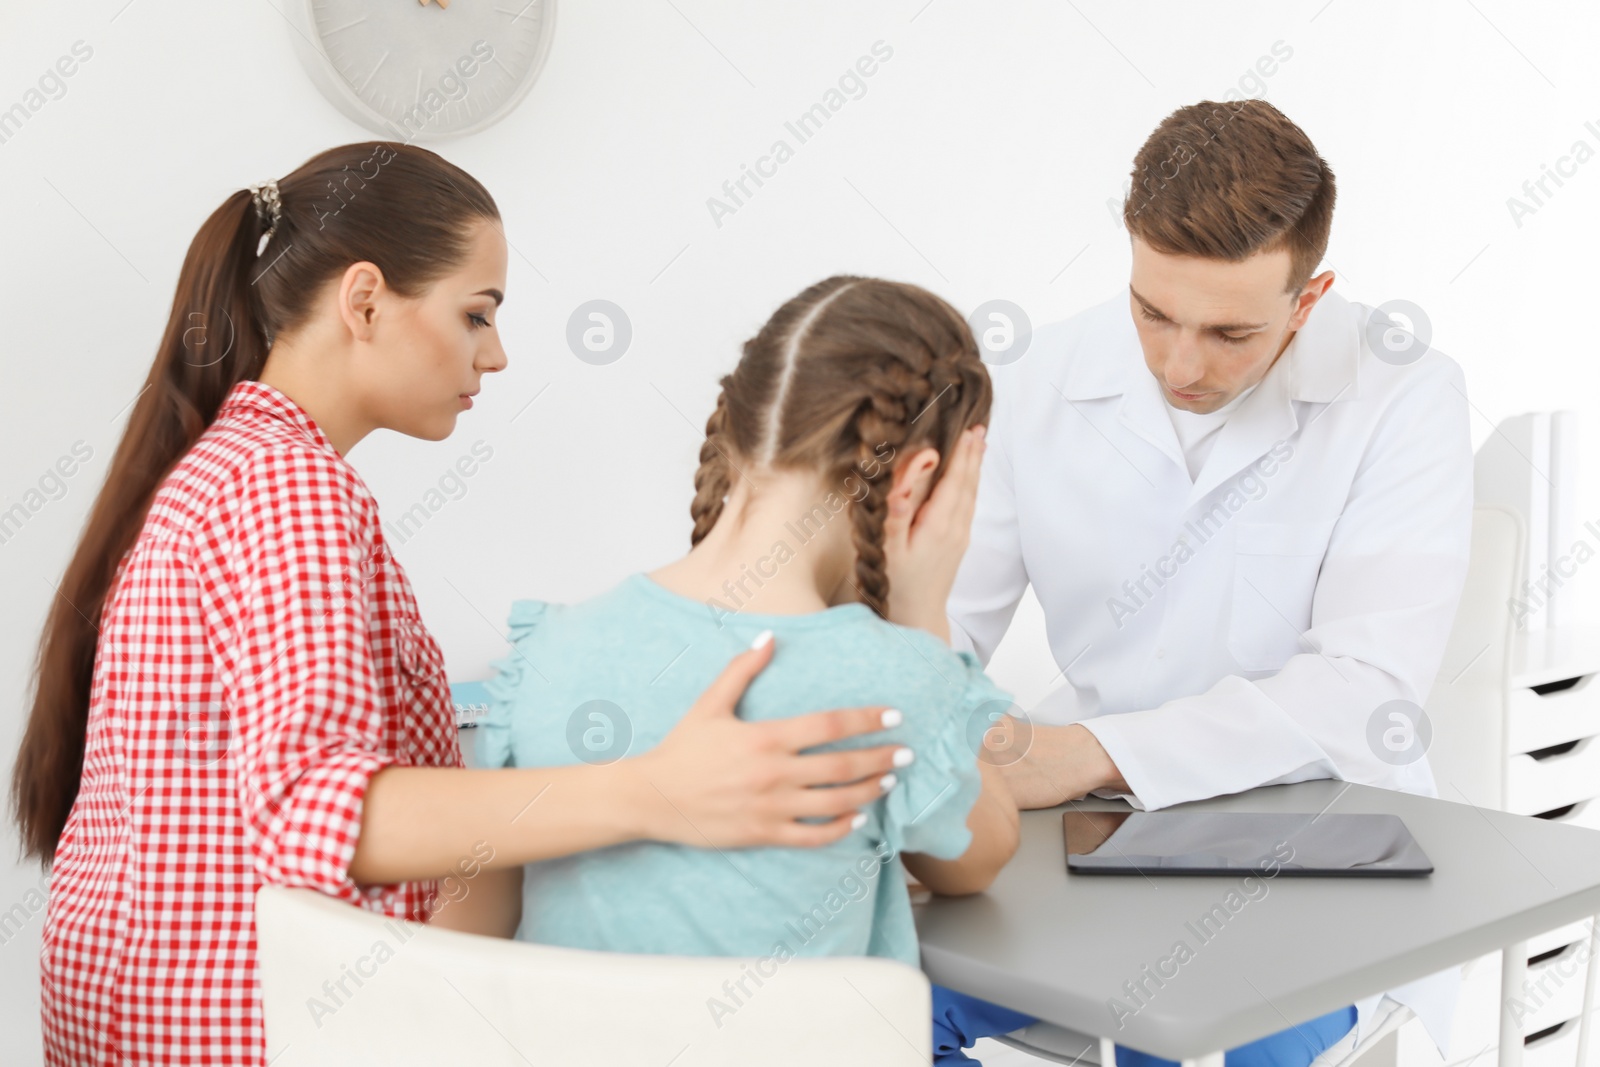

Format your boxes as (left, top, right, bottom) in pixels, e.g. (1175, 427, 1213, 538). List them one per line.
(11, 142, 499, 863)
(691, 276, 992, 618)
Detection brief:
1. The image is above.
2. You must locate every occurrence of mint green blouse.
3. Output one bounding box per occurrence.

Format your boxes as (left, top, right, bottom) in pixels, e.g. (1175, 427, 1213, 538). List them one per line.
(479, 571, 1013, 967)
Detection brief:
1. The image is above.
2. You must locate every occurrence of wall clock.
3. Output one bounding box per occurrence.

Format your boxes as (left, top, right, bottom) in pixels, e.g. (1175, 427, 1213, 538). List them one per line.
(287, 0, 557, 140)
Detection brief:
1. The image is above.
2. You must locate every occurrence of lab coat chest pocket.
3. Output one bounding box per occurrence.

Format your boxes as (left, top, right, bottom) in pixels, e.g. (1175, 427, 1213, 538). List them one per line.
(1227, 518, 1338, 672)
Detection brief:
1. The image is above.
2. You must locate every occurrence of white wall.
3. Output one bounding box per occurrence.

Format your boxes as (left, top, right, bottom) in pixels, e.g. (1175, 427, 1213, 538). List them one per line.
(3, 0, 1597, 1056)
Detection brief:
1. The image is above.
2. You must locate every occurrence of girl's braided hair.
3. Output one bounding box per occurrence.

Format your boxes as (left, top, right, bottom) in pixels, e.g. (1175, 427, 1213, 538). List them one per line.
(689, 275, 992, 618)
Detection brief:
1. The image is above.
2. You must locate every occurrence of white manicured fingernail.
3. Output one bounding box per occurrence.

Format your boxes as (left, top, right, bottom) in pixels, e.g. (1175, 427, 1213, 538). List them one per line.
(750, 629, 773, 650)
(893, 747, 915, 768)
(879, 773, 898, 792)
(850, 812, 868, 830)
(881, 708, 903, 728)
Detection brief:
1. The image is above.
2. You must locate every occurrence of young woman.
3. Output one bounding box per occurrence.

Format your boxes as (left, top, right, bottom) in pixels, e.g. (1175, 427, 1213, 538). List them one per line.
(10, 143, 970, 1065)
(475, 276, 1020, 966)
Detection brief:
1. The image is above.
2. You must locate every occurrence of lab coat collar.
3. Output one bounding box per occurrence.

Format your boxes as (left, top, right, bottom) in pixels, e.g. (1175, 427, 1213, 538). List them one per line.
(1285, 286, 1363, 405)
(1052, 288, 1363, 501)
(1054, 296, 1134, 401)
(1183, 345, 1297, 504)
(1184, 287, 1363, 503)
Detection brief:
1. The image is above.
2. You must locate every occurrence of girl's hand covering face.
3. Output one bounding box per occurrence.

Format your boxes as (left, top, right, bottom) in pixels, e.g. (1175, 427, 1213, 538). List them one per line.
(883, 425, 987, 638)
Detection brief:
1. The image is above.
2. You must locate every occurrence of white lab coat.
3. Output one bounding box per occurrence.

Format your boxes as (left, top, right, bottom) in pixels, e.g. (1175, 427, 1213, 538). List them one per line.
(946, 287, 1473, 1055)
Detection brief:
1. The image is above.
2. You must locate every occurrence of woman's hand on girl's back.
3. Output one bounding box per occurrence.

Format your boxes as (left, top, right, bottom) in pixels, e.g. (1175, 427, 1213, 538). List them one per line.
(884, 425, 986, 642)
(630, 631, 912, 849)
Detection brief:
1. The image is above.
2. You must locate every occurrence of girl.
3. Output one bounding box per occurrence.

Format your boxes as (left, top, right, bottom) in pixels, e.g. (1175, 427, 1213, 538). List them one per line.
(477, 276, 1021, 976)
(10, 144, 934, 1066)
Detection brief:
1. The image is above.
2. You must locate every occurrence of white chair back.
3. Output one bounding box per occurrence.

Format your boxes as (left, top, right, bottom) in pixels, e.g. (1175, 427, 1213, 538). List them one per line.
(256, 885, 932, 1066)
(1424, 504, 1524, 810)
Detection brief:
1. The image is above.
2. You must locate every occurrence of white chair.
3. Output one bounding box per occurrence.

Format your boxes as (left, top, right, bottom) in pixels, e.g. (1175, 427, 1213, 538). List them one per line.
(1424, 505, 1524, 815)
(255, 886, 932, 1066)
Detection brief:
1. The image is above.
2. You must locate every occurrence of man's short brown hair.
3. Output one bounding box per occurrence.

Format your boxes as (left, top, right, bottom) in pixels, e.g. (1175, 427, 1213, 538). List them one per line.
(1122, 99, 1336, 292)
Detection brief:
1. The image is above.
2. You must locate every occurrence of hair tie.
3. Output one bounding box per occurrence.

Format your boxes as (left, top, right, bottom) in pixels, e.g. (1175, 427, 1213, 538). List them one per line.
(247, 179, 282, 257)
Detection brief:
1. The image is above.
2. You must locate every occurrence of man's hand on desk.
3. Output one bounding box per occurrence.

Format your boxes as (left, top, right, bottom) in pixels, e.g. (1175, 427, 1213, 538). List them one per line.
(998, 721, 1130, 810)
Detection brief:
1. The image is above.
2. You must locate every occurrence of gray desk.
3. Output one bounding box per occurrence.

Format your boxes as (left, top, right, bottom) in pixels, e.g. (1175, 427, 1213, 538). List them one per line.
(913, 780, 1600, 1062)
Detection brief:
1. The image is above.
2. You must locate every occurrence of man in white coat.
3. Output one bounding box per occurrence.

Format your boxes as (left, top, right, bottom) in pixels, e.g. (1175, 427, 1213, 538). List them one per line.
(932, 100, 1473, 1066)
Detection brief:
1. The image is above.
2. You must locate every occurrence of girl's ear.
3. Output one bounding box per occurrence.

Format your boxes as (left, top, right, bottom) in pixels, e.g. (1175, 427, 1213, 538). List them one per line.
(887, 446, 940, 519)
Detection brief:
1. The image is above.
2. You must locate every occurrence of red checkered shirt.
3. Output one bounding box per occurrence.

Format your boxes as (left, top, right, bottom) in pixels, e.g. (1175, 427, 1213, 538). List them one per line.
(40, 379, 463, 1065)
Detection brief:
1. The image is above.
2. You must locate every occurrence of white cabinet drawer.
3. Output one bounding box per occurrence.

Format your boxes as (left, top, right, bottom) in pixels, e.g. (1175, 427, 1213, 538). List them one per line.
(1523, 1014, 1587, 1067)
(1397, 956, 1598, 1067)
(1509, 674, 1600, 754)
(1505, 736, 1600, 816)
(1540, 797, 1600, 832)
(1527, 918, 1594, 958)
(1516, 940, 1592, 1032)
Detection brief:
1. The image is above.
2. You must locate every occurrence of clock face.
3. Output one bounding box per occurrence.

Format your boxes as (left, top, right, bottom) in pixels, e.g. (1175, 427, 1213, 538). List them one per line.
(288, 0, 556, 139)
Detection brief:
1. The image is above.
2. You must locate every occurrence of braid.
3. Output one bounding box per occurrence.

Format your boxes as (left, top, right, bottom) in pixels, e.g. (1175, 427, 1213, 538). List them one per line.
(848, 358, 928, 618)
(850, 478, 892, 616)
(689, 384, 735, 546)
(918, 338, 972, 478)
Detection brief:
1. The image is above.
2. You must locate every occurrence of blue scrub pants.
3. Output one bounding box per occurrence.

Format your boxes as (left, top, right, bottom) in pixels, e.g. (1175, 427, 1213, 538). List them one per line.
(931, 985, 1357, 1067)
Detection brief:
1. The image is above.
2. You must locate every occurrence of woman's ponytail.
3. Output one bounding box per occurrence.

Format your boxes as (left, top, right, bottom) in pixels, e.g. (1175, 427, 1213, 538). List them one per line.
(11, 192, 270, 862)
(11, 142, 499, 862)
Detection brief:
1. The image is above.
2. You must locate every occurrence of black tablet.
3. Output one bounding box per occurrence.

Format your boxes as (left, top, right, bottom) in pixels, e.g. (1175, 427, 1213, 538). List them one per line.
(1064, 810, 1433, 877)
